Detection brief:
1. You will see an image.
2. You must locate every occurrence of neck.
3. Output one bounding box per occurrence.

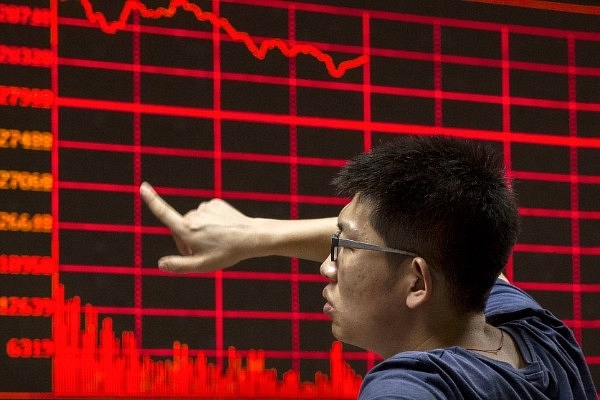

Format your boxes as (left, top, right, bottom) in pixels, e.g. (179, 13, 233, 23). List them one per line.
(406, 309, 491, 355)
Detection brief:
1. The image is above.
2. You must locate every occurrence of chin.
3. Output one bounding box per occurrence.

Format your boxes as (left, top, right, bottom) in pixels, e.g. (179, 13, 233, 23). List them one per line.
(331, 324, 345, 342)
(331, 325, 358, 348)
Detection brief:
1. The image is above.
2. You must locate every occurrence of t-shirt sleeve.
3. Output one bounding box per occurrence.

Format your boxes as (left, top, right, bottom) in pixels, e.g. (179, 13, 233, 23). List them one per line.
(359, 355, 451, 400)
(359, 375, 441, 400)
(484, 278, 542, 320)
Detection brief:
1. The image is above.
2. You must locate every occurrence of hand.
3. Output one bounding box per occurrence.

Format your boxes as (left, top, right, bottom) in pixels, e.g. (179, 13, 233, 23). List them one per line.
(140, 182, 257, 273)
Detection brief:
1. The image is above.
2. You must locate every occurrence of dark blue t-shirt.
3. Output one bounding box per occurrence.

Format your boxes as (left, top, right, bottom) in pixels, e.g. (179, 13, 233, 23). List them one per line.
(359, 280, 597, 399)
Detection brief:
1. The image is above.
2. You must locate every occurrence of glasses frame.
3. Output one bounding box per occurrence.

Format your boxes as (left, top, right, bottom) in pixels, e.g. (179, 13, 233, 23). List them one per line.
(330, 233, 419, 261)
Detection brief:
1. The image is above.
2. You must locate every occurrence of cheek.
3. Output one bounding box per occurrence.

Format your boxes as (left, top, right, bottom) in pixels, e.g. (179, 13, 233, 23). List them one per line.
(338, 260, 388, 297)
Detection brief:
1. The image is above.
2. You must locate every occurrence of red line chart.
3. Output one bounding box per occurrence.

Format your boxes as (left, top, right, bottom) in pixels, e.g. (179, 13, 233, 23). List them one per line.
(77, 0, 368, 78)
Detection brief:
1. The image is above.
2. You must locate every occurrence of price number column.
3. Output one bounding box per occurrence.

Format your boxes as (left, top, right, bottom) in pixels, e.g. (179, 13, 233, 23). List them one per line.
(0, 0, 55, 394)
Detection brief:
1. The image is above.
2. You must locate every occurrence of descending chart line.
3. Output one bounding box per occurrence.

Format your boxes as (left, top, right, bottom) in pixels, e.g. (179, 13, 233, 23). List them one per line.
(74, 0, 368, 78)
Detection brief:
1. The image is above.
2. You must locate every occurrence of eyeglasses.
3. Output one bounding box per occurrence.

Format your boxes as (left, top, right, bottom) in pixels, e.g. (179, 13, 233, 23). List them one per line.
(330, 232, 419, 261)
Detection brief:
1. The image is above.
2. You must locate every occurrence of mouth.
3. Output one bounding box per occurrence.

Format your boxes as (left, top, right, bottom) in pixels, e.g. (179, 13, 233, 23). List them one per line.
(322, 288, 334, 315)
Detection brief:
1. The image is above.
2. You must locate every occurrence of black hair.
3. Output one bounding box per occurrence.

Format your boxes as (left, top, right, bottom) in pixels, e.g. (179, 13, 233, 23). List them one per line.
(332, 135, 520, 313)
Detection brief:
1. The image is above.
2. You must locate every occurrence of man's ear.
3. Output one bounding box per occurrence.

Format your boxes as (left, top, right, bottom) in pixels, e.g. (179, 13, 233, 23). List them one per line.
(405, 257, 434, 309)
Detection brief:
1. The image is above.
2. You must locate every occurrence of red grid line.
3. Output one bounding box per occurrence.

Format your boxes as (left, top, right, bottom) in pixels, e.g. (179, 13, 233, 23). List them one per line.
(362, 11, 372, 151)
(501, 27, 514, 280)
(288, 5, 302, 374)
(215, 0, 600, 41)
(567, 34, 582, 343)
(515, 282, 600, 293)
(53, 180, 352, 213)
(58, 141, 349, 167)
(519, 208, 600, 220)
(566, 321, 600, 330)
(64, 302, 600, 330)
(59, 264, 327, 283)
(56, 39, 600, 82)
(89, 306, 329, 321)
(211, 0, 225, 371)
(362, 14, 377, 371)
(56, 54, 600, 96)
(140, 348, 375, 361)
(433, 21, 442, 128)
(51, 139, 579, 175)
(57, 16, 367, 60)
(49, 0, 61, 390)
(132, 12, 144, 351)
(464, 0, 600, 16)
(56, 200, 600, 223)
(58, 16, 214, 40)
(55, 96, 600, 146)
(515, 244, 600, 256)
(513, 171, 600, 185)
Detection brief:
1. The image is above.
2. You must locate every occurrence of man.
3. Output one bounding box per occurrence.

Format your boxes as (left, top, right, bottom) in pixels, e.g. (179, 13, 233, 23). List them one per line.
(140, 135, 597, 399)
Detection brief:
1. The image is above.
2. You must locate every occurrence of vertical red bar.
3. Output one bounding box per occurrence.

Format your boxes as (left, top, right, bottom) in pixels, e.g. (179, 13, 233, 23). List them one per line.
(68, 296, 80, 349)
(362, 11, 372, 151)
(123, 331, 139, 394)
(179, 342, 190, 394)
(287, 5, 301, 375)
(49, 0, 60, 393)
(433, 21, 442, 128)
(195, 350, 207, 393)
(53, 285, 65, 392)
(132, 12, 144, 351)
(330, 341, 342, 397)
(362, 12, 377, 374)
(501, 27, 515, 280)
(567, 34, 582, 343)
(82, 304, 97, 392)
(100, 317, 113, 393)
(212, 0, 224, 371)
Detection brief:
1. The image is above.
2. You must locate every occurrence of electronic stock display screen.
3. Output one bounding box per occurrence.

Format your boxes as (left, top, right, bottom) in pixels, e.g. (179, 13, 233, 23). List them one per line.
(1, 0, 599, 397)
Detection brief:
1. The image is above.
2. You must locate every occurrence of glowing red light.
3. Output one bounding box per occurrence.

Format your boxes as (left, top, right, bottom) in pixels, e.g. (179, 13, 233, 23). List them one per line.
(50, 285, 362, 397)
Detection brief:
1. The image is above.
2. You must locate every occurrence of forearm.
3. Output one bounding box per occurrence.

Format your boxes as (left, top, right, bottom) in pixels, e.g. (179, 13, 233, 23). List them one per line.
(253, 217, 337, 262)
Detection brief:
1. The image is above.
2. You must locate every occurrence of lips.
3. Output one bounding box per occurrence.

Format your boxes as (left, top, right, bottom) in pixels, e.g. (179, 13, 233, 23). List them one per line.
(322, 288, 334, 315)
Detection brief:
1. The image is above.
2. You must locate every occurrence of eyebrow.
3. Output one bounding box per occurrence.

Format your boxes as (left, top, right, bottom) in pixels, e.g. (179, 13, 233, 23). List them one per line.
(336, 221, 352, 236)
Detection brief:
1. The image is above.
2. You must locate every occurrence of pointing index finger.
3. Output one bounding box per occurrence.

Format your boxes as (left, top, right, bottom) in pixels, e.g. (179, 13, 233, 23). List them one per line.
(140, 182, 185, 231)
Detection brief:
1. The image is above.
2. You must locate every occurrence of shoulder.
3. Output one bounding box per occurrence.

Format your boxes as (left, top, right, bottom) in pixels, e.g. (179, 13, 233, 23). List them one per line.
(358, 351, 469, 400)
(358, 349, 543, 399)
(485, 280, 578, 357)
(484, 281, 597, 398)
(485, 279, 542, 318)
(484, 280, 575, 341)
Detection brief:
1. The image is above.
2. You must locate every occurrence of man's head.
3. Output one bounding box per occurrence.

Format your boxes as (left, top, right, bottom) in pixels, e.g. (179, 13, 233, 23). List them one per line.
(332, 135, 520, 314)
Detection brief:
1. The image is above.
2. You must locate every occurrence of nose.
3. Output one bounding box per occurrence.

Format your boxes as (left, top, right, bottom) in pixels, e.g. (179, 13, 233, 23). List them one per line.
(320, 258, 337, 282)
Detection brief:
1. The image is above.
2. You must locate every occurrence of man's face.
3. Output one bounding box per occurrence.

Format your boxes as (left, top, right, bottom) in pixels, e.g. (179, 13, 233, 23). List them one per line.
(320, 195, 408, 355)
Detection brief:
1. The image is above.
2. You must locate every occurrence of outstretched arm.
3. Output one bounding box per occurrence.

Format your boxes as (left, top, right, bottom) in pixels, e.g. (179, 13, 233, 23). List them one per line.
(140, 182, 336, 273)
